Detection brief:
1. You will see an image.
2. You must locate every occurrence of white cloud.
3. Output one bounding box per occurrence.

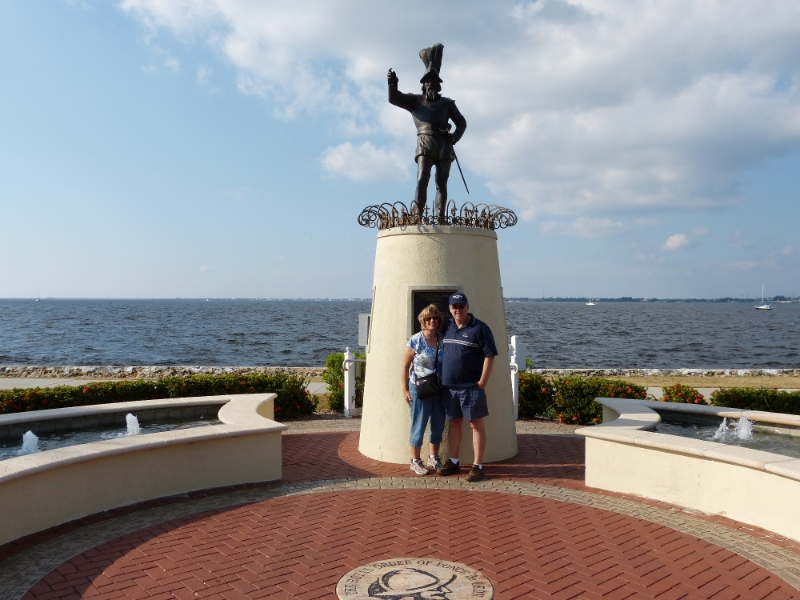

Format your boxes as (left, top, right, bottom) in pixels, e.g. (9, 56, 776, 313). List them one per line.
(728, 231, 751, 248)
(196, 65, 211, 84)
(540, 217, 629, 239)
(164, 56, 180, 71)
(731, 261, 757, 270)
(141, 64, 157, 73)
(120, 1, 800, 207)
(198, 265, 212, 272)
(320, 141, 409, 182)
(694, 227, 708, 236)
(663, 233, 689, 250)
(780, 245, 794, 256)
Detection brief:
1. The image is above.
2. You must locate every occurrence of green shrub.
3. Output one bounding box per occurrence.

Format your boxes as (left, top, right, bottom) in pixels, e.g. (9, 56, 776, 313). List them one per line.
(661, 383, 705, 404)
(323, 351, 365, 413)
(518, 372, 554, 418)
(708, 387, 800, 414)
(517, 375, 646, 424)
(0, 373, 317, 419)
(550, 377, 647, 424)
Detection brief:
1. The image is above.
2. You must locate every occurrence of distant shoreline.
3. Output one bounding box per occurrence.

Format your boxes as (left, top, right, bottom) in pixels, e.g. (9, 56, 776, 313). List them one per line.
(2, 297, 799, 303)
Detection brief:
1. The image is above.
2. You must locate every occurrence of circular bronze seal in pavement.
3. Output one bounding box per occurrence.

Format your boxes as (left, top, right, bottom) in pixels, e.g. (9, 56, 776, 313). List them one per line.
(336, 557, 493, 599)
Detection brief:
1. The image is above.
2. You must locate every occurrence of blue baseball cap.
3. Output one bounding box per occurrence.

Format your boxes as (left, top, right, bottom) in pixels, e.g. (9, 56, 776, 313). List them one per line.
(448, 292, 468, 305)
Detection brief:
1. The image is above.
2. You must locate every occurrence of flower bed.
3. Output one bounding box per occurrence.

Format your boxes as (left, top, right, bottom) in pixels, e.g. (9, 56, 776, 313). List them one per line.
(518, 374, 646, 423)
(660, 383, 705, 404)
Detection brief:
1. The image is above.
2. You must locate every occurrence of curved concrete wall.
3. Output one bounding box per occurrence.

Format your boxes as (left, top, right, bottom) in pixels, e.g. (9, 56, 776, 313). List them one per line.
(359, 225, 518, 464)
(579, 399, 800, 543)
(0, 394, 285, 547)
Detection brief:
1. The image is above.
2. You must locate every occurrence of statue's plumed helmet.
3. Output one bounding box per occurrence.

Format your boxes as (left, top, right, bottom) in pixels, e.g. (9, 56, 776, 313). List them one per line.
(419, 44, 444, 84)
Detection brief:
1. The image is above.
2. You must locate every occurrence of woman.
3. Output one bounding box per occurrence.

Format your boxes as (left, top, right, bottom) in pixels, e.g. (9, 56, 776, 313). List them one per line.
(401, 303, 446, 475)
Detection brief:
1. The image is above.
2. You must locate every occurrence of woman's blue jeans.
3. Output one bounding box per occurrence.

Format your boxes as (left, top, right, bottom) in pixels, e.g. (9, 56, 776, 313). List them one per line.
(408, 381, 446, 448)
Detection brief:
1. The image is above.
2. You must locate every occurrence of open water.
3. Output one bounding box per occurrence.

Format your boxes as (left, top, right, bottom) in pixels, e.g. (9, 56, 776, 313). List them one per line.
(0, 299, 798, 368)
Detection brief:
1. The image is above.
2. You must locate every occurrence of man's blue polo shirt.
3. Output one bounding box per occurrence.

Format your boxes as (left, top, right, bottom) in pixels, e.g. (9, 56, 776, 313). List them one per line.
(441, 314, 498, 387)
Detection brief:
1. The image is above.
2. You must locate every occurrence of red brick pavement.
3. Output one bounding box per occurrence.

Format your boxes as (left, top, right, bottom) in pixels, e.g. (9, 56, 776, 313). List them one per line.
(22, 489, 798, 599)
(281, 432, 586, 485)
(16, 431, 800, 599)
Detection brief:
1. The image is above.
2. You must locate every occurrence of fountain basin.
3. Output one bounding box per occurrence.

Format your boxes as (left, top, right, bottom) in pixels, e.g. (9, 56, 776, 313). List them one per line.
(0, 394, 285, 547)
(578, 399, 800, 542)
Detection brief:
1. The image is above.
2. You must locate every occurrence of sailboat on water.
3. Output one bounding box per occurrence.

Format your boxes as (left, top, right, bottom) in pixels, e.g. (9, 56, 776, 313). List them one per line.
(754, 284, 773, 311)
(585, 298, 597, 306)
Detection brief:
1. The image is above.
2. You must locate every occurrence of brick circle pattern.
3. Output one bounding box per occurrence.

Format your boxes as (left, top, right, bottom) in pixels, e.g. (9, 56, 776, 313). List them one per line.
(23, 487, 799, 600)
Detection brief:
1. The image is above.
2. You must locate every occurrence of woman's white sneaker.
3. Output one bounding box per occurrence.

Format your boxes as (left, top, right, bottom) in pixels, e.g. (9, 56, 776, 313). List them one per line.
(410, 459, 428, 475)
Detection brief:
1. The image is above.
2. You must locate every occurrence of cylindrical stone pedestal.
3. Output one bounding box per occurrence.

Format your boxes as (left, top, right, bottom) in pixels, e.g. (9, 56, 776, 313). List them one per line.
(358, 225, 518, 464)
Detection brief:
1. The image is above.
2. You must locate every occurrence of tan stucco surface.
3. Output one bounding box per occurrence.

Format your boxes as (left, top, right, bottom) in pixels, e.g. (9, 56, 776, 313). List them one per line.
(0, 394, 285, 547)
(579, 398, 800, 542)
(359, 226, 518, 464)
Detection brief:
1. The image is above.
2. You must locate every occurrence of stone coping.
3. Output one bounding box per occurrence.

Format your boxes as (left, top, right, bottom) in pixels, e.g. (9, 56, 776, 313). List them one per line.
(0, 394, 286, 485)
(577, 397, 800, 482)
(376, 225, 498, 239)
(0, 396, 227, 427)
(647, 399, 800, 428)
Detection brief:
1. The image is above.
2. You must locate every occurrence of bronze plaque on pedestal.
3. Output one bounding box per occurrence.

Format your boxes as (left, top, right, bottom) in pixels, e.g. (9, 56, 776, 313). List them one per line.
(411, 289, 457, 334)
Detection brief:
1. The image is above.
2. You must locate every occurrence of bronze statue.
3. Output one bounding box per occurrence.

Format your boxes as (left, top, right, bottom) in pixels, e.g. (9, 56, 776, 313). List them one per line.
(388, 44, 467, 219)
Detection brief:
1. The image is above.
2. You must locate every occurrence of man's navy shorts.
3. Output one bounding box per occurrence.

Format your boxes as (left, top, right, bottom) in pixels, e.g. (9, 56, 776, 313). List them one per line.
(444, 385, 489, 421)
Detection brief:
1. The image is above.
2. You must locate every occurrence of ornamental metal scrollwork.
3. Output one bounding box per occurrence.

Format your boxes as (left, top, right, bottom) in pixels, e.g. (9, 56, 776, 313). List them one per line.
(357, 201, 517, 231)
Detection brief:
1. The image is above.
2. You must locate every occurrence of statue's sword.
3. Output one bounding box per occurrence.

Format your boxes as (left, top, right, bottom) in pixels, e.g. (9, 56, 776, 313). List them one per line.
(453, 150, 470, 194)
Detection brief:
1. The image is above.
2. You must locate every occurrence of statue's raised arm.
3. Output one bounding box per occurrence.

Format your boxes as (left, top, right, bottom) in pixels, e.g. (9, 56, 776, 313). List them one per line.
(387, 44, 467, 218)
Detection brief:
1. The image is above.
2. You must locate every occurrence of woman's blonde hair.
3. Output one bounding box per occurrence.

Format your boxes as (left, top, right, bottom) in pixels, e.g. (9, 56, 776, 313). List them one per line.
(417, 304, 444, 329)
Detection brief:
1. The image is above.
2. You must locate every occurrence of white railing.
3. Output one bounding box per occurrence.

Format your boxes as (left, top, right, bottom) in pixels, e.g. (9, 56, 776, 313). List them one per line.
(343, 347, 366, 418)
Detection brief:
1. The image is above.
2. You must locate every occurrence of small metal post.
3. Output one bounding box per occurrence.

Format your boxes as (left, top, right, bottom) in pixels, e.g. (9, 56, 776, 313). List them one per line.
(509, 336, 526, 421)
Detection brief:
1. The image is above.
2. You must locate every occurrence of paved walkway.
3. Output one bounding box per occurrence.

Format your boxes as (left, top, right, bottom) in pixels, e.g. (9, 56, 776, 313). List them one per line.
(1, 421, 800, 599)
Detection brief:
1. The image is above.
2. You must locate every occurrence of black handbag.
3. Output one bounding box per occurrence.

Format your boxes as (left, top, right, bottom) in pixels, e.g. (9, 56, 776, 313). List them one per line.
(414, 339, 442, 399)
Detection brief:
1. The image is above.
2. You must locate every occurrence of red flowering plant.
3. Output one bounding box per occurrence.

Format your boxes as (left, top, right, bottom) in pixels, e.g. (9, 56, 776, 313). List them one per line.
(549, 377, 647, 425)
(517, 372, 554, 418)
(661, 383, 705, 404)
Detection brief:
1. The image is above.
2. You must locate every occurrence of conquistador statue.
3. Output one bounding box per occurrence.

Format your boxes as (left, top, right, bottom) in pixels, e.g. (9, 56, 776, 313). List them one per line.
(388, 44, 467, 218)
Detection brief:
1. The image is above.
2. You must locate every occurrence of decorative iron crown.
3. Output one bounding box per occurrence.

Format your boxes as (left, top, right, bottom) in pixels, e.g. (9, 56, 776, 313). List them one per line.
(358, 201, 517, 231)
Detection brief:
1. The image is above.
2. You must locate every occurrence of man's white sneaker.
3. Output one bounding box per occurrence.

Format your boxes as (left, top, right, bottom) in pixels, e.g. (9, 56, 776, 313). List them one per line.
(410, 459, 428, 475)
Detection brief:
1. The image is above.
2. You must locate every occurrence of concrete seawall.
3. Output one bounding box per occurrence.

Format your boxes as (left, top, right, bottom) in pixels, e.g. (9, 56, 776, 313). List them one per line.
(0, 365, 324, 379)
(2, 366, 799, 380)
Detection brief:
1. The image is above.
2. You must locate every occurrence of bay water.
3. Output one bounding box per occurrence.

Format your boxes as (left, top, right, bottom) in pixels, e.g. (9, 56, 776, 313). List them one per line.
(0, 299, 798, 368)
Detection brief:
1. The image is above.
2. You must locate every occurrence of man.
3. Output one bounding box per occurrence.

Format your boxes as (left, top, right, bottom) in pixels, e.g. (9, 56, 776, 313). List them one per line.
(387, 43, 467, 219)
(437, 292, 497, 482)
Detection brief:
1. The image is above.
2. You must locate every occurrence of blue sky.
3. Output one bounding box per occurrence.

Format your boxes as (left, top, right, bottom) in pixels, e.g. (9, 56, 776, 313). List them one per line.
(2, 0, 799, 299)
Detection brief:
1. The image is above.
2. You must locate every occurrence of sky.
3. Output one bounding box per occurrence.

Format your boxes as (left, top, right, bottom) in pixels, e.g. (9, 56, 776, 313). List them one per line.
(2, 0, 800, 299)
